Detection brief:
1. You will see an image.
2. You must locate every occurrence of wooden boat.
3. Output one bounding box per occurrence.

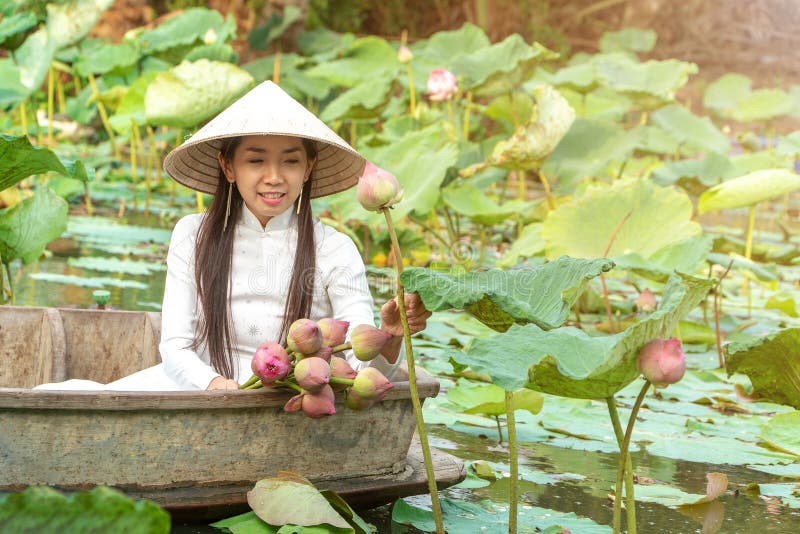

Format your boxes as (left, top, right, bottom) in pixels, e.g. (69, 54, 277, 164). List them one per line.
(0, 306, 465, 518)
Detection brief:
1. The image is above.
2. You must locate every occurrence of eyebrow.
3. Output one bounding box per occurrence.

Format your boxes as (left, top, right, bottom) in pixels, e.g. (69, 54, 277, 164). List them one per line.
(243, 146, 302, 154)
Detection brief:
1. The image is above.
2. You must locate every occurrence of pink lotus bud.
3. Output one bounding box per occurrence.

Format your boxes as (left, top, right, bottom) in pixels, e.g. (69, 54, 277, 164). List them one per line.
(330, 356, 357, 392)
(345, 388, 374, 411)
(287, 318, 323, 355)
(427, 69, 457, 102)
(636, 288, 657, 313)
(352, 367, 393, 401)
(294, 356, 331, 393)
(317, 317, 349, 347)
(350, 324, 393, 361)
(301, 385, 336, 418)
(251, 342, 291, 384)
(397, 44, 413, 64)
(356, 162, 403, 212)
(305, 345, 333, 362)
(637, 338, 686, 387)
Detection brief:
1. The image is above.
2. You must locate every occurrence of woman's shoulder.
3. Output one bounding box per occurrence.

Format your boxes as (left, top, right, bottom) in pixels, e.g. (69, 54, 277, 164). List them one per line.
(315, 218, 357, 250)
(172, 213, 205, 237)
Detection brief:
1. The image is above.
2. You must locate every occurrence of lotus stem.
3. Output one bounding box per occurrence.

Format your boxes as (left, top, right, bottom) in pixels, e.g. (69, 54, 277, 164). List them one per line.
(130, 120, 138, 212)
(600, 275, 615, 334)
(84, 182, 93, 216)
(613, 380, 650, 534)
(382, 206, 445, 534)
(714, 260, 733, 369)
(494, 415, 504, 444)
(87, 73, 119, 160)
(56, 72, 66, 114)
(272, 50, 281, 84)
(506, 390, 518, 534)
(329, 376, 355, 387)
(479, 225, 486, 268)
(275, 380, 302, 393)
(539, 170, 555, 211)
(47, 66, 54, 147)
(330, 342, 351, 353)
(240, 374, 260, 389)
(0, 253, 5, 304)
(463, 91, 472, 140)
(196, 191, 204, 212)
(19, 100, 28, 139)
(606, 397, 636, 534)
(742, 204, 757, 310)
(517, 170, 526, 201)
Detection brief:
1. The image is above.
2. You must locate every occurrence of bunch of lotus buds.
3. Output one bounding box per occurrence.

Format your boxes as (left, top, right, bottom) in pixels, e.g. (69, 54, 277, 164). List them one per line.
(239, 318, 395, 419)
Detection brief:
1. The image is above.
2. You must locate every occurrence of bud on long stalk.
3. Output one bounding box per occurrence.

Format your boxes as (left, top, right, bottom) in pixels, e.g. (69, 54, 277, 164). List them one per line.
(637, 338, 686, 387)
(287, 318, 323, 355)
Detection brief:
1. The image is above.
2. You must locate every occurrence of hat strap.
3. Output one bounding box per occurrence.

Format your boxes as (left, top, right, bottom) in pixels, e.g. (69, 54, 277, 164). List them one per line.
(223, 182, 233, 233)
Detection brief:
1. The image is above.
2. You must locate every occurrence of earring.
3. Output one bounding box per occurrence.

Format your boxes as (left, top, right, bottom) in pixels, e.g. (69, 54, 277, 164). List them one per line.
(296, 188, 303, 215)
(223, 182, 232, 233)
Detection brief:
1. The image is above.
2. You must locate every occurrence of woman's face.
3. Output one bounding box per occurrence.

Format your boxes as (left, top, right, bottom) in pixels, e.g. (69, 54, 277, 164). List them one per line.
(219, 135, 314, 227)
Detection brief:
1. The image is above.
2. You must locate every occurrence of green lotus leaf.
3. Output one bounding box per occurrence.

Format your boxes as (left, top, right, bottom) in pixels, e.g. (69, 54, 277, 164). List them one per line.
(481, 93, 535, 134)
(0, 59, 29, 108)
(0, 187, 68, 264)
(776, 131, 800, 158)
(319, 78, 394, 122)
(409, 23, 490, 92)
(0, 11, 37, 44)
(761, 412, 800, 456)
(242, 54, 330, 101)
(46, 0, 113, 49)
(757, 483, 800, 509)
(542, 178, 700, 259)
(0, 134, 91, 191)
(706, 252, 777, 282)
(144, 60, 254, 128)
(447, 382, 543, 415)
(726, 327, 800, 409)
(15, 27, 55, 92)
(248, 5, 301, 50)
(551, 62, 598, 92)
(108, 72, 157, 133)
(247, 475, 352, 530)
(594, 53, 698, 109)
(400, 256, 614, 332)
(135, 7, 235, 54)
(484, 84, 575, 170)
(731, 89, 796, 122)
(698, 169, 800, 213)
(73, 40, 139, 77)
(765, 295, 798, 318)
(183, 42, 238, 63)
(599, 28, 657, 54)
(703, 73, 752, 116)
(452, 34, 558, 97)
(305, 36, 399, 88)
(613, 234, 714, 281)
(651, 152, 735, 188)
(455, 273, 712, 396)
(650, 104, 730, 155)
(497, 222, 544, 267)
(441, 183, 530, 225)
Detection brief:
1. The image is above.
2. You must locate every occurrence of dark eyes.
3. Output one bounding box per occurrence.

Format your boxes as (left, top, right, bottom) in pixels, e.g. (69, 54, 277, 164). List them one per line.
(246, 159, 300, 164)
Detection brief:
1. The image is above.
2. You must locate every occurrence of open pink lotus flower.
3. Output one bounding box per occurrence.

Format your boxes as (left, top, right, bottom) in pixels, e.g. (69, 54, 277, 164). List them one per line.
(427, 69, 457, 101)
(637, 338, 686, 387)
(251, 342, 291, 384)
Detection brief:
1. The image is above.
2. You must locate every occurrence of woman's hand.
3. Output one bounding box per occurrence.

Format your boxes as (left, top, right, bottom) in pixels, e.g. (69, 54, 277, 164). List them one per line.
(379, 293, 432, 338)
(206, 376, 240, 390)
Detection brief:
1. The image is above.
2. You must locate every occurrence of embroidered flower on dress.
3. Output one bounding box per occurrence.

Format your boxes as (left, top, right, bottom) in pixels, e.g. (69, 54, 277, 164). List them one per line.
(247, 324, 262, 337)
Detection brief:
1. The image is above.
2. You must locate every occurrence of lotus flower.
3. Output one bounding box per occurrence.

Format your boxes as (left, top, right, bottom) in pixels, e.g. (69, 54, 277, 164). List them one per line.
(287, 318, 323, 355)
(636, 288, 657, 313)
(283, 385, 336, 419)
(427, 69, 457, 101)
(330, 356, 357, 392)
(293, 356, 331, 393)
(317, 317, 349, 347)
(637, 338, 686, 387)
(356, 162, 403, 212)
(350, 324, 393, 361)
(352, 367, 393, 401)
(344, 388, 374, 411)
(397, 44, 413, 64)
(251, 342, 291, 384)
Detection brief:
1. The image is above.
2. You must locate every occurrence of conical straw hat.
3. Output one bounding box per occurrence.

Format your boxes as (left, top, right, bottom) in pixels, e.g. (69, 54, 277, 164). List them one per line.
(163, 81, 365, 198)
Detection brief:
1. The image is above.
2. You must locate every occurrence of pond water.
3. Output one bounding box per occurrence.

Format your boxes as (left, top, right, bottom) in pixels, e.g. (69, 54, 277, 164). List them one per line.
(8, 207, 800, 533)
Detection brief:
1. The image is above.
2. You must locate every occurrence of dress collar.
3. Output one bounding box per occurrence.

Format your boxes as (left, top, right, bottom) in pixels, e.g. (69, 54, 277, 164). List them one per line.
(239, 204, 296, 233)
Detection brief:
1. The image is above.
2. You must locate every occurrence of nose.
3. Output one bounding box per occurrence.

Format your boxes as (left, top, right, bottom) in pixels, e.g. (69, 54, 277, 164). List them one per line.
(261, 161, 282, 184)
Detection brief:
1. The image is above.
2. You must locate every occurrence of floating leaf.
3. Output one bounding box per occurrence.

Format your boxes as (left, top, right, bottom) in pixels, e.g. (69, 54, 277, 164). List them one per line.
(67, 257, 166, 275)
(0, 187, 68, 264)
(145, 60, 254, 128)
(447, 382, 543, 415)
(633, 473, 727, 507)
(441, 183, 530, 225)
(454, 273, 712, 396)
(756, 483, 800, 509)
(400, 256, 614, 332)
(698, 168, 800, 213)
(599, 28, 657, 54)
(28, 273, 148, 289)
(247, 474, 352, 530)
(726, 328, 800, 409)
(542, 178, 700, 260)
(761, 411, 800, 456)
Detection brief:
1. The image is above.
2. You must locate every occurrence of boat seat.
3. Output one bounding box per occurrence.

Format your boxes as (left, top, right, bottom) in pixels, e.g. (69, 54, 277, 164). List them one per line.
(0, 307, 66, 388)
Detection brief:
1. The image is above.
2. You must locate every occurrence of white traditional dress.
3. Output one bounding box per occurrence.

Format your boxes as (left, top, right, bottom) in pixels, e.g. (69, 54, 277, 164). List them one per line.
(36, 205, 399, 391)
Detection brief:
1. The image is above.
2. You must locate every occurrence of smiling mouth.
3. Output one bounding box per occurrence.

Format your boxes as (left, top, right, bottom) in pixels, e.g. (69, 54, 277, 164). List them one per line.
(258, 192, 285, 199)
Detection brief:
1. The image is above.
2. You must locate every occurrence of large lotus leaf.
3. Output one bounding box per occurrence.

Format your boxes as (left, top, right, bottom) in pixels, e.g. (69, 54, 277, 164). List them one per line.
(46, 0, 113, 49)
(599, 28, 657, 54)
(305, 36, 399, 88)
(455, 273, 712, 396)
(0, 59, 28, 109)
(73, 40, 139, 77)
(297, 28, 356, 62)
(481, 93, 534, 134)
(247, 474, 351, 530)
(135, 7, 235, 54)
(447, 382, 543, 415)
(558, 86, 633, 120)
(703, 73, 752, 116)
(145, 60, 254, 128)
(15, 26, 55, 92)
(551, 61, 598, 92)
(650, 104, 730, 155)
(0, 187, 68, 264)
(613, 234, 714, 281)
(698, 168, 800, 213)
(242, 54, 330, 101)
(108, 72, 157, 133)
(0, 134, 91, 191)
(248, 5, 301, 50)
(593, 53, 698, 109)
(497, 222, 544, 267)
(776, 131, 800, 157)
(542, 178, 700, 259)
(400, 256, 614, 332)
(761, 412, 800, 456)
(409, 23, 490, 92)
(726, 328, 800, 409)
(632, 124, 679, 155)
(482, 84, 575, 170)
(451, 34, 558, 97)
(441, 183, 530, 225)
(651, 152, 735, 188)
(0, 11, 36, 44)
(183, 42, 237, 63)
(319, 77, 394, 122)
(541, 117, 639, 192)
(731, 89, 795, 122)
